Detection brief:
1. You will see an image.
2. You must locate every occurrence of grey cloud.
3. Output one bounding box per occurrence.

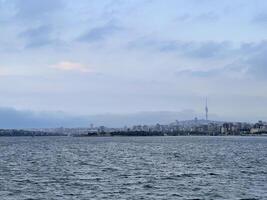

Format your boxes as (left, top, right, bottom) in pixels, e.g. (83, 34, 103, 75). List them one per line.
(0, 107, 88, 129)
(78, 22, 122, 43)
(220, 41, 267, 79)
(129, 35, 267, 81)
(129, 37, 267, 79)
(0, 107, 206, 128)
(197, 12, 219, 22)
(187, 41, 231, 58)
(18, 25, 55, 48)
(0, 0, 63, 22)
(246, 51, 267, 78)
(252, 13, 267, 24)
(181, 40, 267, 79)
(177, 69, 220, 78)
(0, 1, 14, 23)
(175, 12, 219, 23)
(240, 41, 267, 53)
(88, 110, 202, 127)
(14, 0, 63, 20)
(176, 14, 191, 22)
(127, 37, 192, 53)
(102, 0, 154, 20)
(129, 37, 232, 59)
(237, 41, 267, 78)
(0, 0, 63, 50)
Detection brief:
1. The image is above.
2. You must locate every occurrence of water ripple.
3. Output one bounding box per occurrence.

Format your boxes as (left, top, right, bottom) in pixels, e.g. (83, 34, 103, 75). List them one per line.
(0, 136, 266, 199)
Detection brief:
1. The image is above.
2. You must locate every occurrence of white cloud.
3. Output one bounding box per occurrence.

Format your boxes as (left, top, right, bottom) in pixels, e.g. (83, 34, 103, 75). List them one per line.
(0, 67, 12, 76)
(51, 61, 92, 73)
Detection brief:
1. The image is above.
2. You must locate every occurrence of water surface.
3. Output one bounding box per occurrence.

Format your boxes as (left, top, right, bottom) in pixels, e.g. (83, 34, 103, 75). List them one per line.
(0, 136, 266, 199)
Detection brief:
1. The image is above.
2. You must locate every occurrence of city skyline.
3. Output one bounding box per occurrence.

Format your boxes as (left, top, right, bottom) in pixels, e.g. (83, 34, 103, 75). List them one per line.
(0, 0, 267, 127)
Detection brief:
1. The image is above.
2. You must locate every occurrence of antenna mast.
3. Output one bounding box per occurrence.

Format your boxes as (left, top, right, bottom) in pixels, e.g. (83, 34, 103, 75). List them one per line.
(205, 97, 208, 121)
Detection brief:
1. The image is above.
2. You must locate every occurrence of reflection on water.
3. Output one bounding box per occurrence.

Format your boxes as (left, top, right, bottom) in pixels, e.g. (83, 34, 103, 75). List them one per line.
(0, 136, 266, 199)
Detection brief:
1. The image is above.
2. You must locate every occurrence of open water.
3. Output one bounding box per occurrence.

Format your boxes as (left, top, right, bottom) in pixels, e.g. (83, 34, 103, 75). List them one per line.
(0, 136, 266, 199)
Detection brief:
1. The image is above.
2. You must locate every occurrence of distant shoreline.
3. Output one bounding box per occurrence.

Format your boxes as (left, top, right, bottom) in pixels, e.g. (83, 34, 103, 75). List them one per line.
(1, 129, 266, 137)
(0, 129, 66, 137)
(77, 131, 267, 137)
(0, 135, 267, 138)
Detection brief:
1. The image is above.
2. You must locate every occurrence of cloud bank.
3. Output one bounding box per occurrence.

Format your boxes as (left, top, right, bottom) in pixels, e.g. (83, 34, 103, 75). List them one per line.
(0, 0, 267, 125)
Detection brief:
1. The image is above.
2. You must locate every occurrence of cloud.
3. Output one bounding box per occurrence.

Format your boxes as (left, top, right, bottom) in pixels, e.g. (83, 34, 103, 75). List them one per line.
(78, 22, 122, 43)
(234, 40, 267, 79)
(14, 0, 63, 20)
(0, 66, 19, 76)
(128, 37, 232, 59)
(186, 41, 231, 58)
(176, 40, 267, 79)
(87, 110, 203, 127)
(177, 69, 220, 78)
(0, 0, 267, 123)
(176, 14, 191, 22)
(18, 25, 55, 48)
(51, 61, 92, 73)
(246, 51, 267, 78)
(0, 107, 88, 129)
(128, 37, 267, 79)
(197, 12, 219, 22)
(175, 12, 219, 23)
(0, 68, 10, 76)
(0, 107, 208, 128)
(252, 13, 267, 24)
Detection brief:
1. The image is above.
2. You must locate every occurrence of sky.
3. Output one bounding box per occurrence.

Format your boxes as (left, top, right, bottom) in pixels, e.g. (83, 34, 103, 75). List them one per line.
(0, 0, 267, 127)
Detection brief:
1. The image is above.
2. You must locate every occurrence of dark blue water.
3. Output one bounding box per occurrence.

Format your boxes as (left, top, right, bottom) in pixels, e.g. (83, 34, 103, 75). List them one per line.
(0, 136, 266, 199)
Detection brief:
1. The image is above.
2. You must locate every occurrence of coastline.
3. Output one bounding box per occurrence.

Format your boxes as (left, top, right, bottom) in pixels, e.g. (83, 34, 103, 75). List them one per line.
(77, 131, 267, 137)
(1, 129, 266, 137)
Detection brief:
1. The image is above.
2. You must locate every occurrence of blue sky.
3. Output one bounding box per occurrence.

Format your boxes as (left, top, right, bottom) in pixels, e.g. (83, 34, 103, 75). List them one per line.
(0, 0, 267, 127)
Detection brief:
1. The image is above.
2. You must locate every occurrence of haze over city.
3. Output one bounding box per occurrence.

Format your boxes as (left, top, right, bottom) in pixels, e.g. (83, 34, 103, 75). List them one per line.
(1, 0, 267, 128)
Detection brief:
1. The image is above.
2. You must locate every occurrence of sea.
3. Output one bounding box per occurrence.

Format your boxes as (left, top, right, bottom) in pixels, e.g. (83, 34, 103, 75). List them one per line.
(0, 136, 266, 200)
